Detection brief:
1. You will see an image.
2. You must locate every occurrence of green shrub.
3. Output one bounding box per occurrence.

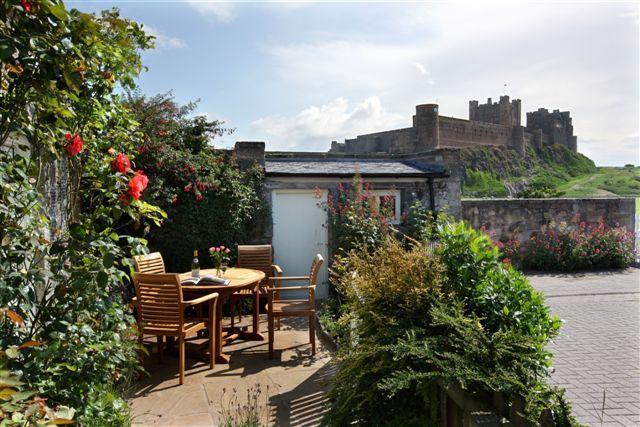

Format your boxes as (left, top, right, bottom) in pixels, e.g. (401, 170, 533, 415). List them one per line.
(325, 224, 575, 426)
(434, 221, 560, 356)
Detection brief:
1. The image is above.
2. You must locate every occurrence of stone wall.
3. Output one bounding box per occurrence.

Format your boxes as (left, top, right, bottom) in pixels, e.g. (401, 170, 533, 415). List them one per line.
(438, 116, 513, 149)
(462, 198, 636, 244)
(401, 148, 463, 218)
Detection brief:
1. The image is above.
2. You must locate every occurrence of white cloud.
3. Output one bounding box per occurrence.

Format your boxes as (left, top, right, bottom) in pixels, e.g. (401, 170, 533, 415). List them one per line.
(413, 62, 434, 85)
(143, 24, 186, 49)
(264, 41, 435, 102)
(187, 1, 234, 23)
(249, 96, 405, 151)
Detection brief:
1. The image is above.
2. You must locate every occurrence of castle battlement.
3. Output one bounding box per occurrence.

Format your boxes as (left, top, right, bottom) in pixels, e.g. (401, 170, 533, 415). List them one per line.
(330, 96, 577, 155)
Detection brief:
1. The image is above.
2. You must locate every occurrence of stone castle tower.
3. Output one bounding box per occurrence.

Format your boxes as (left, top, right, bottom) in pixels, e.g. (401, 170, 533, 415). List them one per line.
(469, 95, 521, 127)
(330, 95, 578, 155)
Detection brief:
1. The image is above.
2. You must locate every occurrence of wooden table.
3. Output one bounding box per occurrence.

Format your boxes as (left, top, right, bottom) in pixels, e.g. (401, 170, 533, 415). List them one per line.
(180, 267, 265, 364)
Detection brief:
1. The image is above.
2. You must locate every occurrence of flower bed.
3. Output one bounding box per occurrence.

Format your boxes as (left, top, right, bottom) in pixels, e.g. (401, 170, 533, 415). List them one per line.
(486, 215, 635, 272)
(522, 216, 634, 271)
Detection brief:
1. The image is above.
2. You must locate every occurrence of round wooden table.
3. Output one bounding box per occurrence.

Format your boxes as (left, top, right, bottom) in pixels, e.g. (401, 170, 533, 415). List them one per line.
(181, 268, 265, 364)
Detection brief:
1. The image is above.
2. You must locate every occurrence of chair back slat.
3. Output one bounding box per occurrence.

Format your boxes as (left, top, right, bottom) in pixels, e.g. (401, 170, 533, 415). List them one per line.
(237, 245, 273, 276)
(133, 252, 166, 274)
(134, 273, 182, 331)
(308, 254, 324, 288)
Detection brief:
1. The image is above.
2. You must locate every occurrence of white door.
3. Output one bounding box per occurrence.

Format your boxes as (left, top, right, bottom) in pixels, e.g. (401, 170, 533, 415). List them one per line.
(272, 190, 328, 299)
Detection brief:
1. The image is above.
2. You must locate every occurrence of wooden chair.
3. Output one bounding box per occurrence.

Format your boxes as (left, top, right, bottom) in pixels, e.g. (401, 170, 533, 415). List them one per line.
(133, 273, 218, 385)
(230, 245, 283, 327)
(133, 252, 166, 274)
(267, 254, 323, 359)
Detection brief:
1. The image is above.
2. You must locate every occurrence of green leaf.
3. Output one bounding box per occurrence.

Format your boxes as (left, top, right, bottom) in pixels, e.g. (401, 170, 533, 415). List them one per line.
(97, 271, 108, 287)
(69, 223, 86, 239)
(0, 41, 14, 61)
(48, 4, 70, 20)
(103, 252, 115, 268)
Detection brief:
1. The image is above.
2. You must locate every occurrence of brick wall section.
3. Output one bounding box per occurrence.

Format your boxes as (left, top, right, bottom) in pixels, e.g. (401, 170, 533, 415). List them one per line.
(462, 198, 636, 244)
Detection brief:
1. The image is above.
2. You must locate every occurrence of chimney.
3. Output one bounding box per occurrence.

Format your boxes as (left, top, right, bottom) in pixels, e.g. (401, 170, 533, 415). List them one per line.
(234, 141, 265, 171)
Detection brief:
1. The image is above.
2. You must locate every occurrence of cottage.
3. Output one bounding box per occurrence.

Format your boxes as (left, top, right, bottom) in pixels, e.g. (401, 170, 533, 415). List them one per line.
(233, 141, 463, 297)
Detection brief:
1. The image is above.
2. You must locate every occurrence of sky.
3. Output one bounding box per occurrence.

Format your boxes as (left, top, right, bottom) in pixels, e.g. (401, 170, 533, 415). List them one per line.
(73, 1, 640, 166)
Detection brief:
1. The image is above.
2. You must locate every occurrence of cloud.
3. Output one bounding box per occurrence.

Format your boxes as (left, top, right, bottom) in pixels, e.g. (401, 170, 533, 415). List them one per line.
(187, 1, 234, 23)
(143, 25, 186, 49)
(249, 97, 405, 151)
(260, 2, 638, 164)
(413, 62, 434, 85)
(264, 40, 439, 100)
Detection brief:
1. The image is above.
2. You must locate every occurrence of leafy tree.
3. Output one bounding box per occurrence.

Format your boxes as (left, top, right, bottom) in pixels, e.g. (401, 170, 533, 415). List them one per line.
(126, 92, 266, 271)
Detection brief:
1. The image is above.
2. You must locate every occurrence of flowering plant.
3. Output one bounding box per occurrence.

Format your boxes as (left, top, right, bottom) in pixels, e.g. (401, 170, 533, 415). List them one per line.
(209, 245, 231, 270)
(522, 214, 634, 271)
(326, 173, 393, 253)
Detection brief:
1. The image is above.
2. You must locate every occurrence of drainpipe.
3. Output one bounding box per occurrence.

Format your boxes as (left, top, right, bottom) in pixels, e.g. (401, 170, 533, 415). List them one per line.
(427, 177, 437, 219)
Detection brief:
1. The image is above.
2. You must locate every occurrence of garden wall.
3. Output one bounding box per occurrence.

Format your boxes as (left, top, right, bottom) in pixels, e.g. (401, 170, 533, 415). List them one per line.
(462, 197, 636, 244)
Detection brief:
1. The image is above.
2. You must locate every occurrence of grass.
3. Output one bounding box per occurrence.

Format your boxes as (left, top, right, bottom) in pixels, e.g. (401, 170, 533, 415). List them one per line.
(557, 166, 640, 197)
(462, 169, 508, 198)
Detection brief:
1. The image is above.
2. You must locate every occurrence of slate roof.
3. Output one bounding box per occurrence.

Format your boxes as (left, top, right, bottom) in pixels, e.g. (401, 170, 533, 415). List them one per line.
(264, 158, 447, 178)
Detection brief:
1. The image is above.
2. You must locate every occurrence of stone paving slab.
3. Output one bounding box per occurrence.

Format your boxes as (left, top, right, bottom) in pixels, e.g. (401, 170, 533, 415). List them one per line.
(128, 316, 332, 426)
(528, 268, 640, 427)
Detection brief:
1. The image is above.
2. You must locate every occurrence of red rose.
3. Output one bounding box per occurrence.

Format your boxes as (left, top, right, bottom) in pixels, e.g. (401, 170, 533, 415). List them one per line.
(111, 153, 131, 174)
(64, 133, 83, 156)
(119, 193, 130, 206)
(195, 194, 203, 201)
(21, 0, 31, 12)
(128, 170, 149, 200)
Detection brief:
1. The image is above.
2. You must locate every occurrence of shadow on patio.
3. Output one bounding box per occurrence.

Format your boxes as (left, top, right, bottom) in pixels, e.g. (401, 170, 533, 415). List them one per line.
(128, 315, 334, 426)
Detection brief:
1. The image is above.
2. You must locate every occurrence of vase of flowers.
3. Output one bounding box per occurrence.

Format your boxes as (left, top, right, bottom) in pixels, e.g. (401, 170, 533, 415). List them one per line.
(209, 245, 231, 277)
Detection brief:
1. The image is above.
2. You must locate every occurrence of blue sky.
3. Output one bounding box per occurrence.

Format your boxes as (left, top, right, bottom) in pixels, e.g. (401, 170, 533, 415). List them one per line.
(73, 1, 639, 166)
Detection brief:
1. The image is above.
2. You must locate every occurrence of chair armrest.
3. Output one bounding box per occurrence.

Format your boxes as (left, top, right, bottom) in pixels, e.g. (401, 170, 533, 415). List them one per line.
(267, 276, 309, 281)
(267, 286, 311, 292)
(182, 292, 219, 307)
(272, 264, 283, 274)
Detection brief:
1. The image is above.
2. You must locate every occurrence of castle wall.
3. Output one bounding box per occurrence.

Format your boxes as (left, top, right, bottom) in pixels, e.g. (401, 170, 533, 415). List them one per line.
(438, 116, 513, 148)
(338, 127, 416, 153)
(329, 96, 577, 156)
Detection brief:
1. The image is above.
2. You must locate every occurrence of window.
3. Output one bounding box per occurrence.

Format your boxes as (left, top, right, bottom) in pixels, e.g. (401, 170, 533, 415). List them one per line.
(372, 190, 401, 224)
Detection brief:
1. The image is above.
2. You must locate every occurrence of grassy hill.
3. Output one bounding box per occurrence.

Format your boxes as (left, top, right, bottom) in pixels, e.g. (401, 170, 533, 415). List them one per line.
(557, 166, 640, 197)
(461, 145, 598, 198)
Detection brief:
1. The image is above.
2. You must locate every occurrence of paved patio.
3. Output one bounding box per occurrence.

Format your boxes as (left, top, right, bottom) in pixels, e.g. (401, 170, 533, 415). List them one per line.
(529, 268, 640, 427)
(129, 316, 334, 426)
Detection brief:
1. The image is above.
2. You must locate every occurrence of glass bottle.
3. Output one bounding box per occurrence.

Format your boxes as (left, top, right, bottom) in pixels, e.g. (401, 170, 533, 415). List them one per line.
(191, 250, 200, 278)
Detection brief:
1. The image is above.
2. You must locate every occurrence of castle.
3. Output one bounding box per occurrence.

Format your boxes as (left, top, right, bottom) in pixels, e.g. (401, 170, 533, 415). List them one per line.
(330, 95, 578, 155)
